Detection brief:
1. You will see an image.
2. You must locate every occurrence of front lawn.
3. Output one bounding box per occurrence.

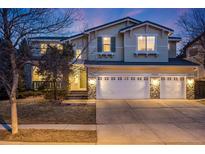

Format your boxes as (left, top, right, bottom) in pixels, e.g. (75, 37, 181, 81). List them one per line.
(0, 98, 96, 124)
(0, 129, 97, 143)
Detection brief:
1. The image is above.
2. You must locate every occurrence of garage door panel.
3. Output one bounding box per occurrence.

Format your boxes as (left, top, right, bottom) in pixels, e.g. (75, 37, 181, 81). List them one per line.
(160, 77, 185, 99)
(97, 76, 150, 99)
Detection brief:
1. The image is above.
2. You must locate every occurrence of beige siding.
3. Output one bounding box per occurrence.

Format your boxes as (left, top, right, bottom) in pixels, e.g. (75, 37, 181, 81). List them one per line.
(168, 41, 177, 58)
(70, 36, 88, 60)
(124, 25, 169, 62)
(87, 21, 135, 61)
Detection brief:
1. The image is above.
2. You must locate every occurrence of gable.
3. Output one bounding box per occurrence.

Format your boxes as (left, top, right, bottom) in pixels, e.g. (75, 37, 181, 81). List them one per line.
(120, 21, 173, 35)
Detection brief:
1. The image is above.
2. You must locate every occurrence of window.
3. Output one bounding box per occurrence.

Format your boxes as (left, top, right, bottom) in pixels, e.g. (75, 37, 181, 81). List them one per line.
(57, 44, 63, 50)
(118, 77, 122, 80)
(103, 37, 111, 52)
(147, 36, 155, 51)
(137, 35, 156, 51)
(124, 77, 129, 80)
(111, 77, 115, 80)
(32, 66, 44, 81)
(40, 43, 47, 54)
(104, 77, 109, 80)
(137, 36, 146, 51)
(76, 49, 82, 59)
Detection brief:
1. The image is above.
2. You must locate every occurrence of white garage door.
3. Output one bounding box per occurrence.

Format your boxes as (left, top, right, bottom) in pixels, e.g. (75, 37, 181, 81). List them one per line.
(96, 76, 150, 99)
(160, 77, 185, 99)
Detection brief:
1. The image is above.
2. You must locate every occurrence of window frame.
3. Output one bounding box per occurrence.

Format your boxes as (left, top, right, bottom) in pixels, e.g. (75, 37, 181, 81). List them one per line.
(136, 34, 157, 52)
(102, 36, 111, 52)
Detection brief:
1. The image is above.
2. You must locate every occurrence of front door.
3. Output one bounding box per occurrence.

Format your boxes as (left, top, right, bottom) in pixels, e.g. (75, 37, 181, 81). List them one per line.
(70, 65, 87, 91)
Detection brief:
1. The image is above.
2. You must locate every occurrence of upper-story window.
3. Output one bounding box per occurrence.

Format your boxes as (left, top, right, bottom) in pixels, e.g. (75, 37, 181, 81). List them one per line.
(103, 37, 111, 52)
(40, 43, 63, 55)
(40, 43, 47, 54)
(76, 49, 82, 59)
(137, 35, 156, 51)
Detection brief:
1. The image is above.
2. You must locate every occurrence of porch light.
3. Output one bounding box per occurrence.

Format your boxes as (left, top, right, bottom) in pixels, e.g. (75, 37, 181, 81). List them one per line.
(89, 78, 96, 85)
(187, 78, 194, 85)
(151, 78, 160, 86)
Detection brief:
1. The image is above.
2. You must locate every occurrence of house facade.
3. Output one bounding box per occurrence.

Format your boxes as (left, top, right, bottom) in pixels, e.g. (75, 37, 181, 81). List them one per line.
(27, 17, 199, 99)
(183, 32, 205, 80)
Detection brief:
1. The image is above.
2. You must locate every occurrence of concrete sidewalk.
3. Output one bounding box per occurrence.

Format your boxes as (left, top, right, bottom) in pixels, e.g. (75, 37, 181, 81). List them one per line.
(0, 124, 96, 131)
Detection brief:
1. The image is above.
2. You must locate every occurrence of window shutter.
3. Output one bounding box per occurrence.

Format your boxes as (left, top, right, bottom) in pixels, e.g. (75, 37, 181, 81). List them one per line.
(111, 37, 116, 52)
(97, 37, 102, 52)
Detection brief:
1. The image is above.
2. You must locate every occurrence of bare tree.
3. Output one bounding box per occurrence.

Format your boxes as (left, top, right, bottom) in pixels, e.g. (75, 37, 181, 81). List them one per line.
(177, 8, 205, 61)
(38, 43, 75, 100)
(0, 8, 80, 134)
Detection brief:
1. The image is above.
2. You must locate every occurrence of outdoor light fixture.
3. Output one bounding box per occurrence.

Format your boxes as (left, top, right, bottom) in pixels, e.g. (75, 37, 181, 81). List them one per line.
(89, 78, 96, 85)
(151, 78, 160, 86)
(187, 78, 194, 85)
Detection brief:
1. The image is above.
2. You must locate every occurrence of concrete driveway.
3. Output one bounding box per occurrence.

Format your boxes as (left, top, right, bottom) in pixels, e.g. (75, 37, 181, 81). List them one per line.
(96, 99, 205, 144)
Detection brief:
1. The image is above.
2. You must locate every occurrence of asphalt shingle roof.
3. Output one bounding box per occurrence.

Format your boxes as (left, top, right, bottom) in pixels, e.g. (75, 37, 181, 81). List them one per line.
(85, 58, 199, 66)
(119, 20, 174, 32)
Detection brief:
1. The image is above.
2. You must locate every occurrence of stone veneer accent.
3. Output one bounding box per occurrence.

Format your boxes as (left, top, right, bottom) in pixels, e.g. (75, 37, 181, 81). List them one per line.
(88, 77, 96, 99)
(150, 77, 160, 99)
(186, 78, 195, 99)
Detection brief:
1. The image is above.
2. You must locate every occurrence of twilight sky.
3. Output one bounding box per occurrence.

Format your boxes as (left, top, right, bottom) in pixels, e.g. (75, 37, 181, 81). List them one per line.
(69, 8, 190, 37)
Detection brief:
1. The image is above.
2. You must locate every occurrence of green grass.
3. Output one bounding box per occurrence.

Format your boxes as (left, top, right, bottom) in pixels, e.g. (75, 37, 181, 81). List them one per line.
(0, 99, 96, 124)
(0, 129, 97, 143)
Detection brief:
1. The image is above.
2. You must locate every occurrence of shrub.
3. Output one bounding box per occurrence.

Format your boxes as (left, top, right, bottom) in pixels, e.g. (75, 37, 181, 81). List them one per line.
(44, 89, 67, 100)
(17, 90, 44, 99)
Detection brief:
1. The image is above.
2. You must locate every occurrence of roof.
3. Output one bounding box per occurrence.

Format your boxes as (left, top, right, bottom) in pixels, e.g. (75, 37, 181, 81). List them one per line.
(29, 36, 70, 41)
(183, 31, 205, 50)
(84, 17, 141, 33)
(168, 36, 181, 42)
(85, 58, 199, 66)
(119, 20, 174, 33)
(29, 17, 176, 42)
(61, 33, 85, 41)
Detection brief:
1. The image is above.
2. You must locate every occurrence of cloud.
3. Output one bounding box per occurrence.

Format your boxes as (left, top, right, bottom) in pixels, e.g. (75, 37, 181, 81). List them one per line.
(125, 9, 143, 17)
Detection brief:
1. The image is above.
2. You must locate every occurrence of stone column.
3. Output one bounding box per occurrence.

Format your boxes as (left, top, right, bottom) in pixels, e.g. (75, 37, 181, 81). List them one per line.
(186, 77, 195, 99)
(150, 77, 160, 99)
(88, 77, 96, 99)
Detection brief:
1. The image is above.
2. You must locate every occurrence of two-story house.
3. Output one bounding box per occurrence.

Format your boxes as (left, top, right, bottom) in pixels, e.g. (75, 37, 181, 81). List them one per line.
(183, 31, 205, 80)
(27, 17, 199, 99)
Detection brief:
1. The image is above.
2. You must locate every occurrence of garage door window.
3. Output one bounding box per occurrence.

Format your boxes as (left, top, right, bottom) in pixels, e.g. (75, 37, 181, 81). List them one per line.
(111, 77, 115, 80)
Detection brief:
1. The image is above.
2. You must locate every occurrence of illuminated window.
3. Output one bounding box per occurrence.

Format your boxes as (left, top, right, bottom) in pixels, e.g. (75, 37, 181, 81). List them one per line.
(40, 43, 47, 54)
(57, 44, 63, 50)
(137, 35, 156, 51)
(147, 36, 155, 51)
(76, 49, 82, 59)
(49, 43, 56, 47)
(103, 37, 111, 52)
(137, 36, 146, 51)
(32, 67, 44, 81)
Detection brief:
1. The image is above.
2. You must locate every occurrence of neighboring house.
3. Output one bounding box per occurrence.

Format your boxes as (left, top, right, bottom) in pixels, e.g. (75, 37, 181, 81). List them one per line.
(183, 32, 205, 80)
(26, 17, 199, 99)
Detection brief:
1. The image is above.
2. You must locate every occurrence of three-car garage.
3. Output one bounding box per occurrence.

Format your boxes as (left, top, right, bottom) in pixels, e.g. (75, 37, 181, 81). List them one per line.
(96, 75, 186, 99)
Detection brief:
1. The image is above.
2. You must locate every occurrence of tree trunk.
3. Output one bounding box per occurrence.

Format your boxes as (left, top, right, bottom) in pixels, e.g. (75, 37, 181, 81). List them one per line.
(10, 94, 18, 134)
(10, 50, 19, 135)
(53, 80, 57, 100)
